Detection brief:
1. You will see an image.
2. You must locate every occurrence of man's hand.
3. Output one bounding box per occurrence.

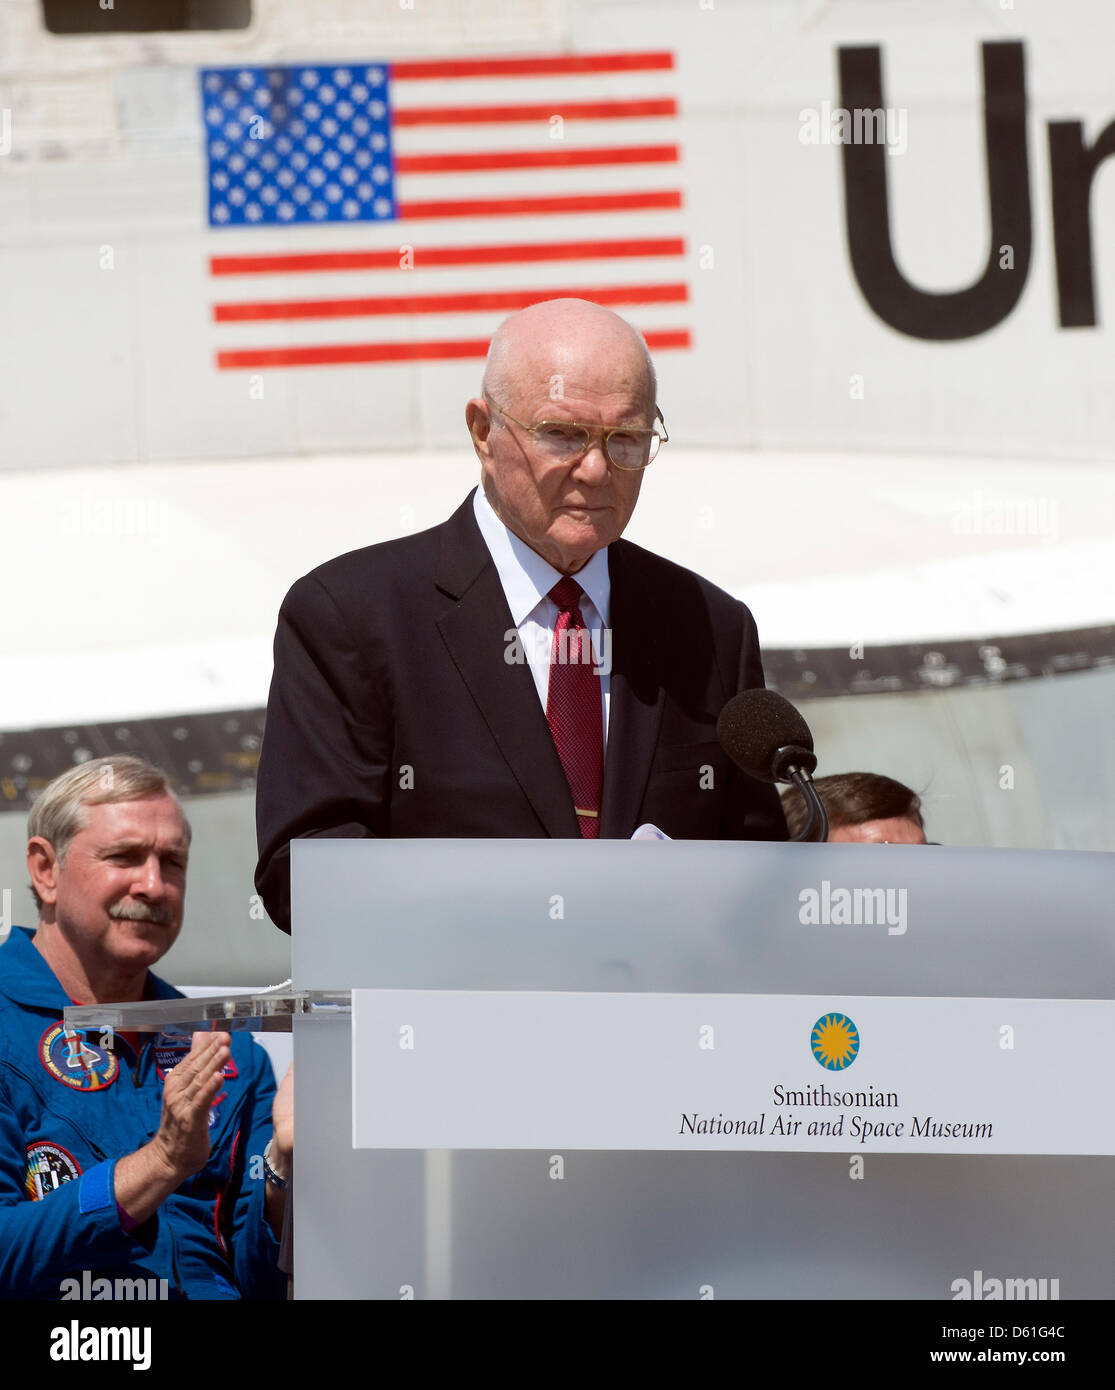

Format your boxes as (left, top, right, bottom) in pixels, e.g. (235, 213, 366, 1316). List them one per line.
(271, 1063, 293, 1173)
(263, 1063, 293, 1239)
(114, 1031, 231, 1227)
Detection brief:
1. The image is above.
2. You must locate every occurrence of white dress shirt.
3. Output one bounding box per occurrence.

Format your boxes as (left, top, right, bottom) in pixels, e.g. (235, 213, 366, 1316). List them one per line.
(472, 485, 611, 743)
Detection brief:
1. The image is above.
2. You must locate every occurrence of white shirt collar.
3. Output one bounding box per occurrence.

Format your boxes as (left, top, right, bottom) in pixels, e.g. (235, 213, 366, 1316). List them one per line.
(472, 486, 611, 625)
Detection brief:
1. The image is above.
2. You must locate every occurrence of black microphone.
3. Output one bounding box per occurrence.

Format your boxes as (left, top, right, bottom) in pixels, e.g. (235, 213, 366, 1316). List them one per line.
(716, 689, 828, 842)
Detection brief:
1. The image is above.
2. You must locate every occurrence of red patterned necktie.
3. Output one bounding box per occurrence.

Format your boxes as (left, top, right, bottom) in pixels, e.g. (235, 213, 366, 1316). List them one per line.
(546, 577, 604, 838)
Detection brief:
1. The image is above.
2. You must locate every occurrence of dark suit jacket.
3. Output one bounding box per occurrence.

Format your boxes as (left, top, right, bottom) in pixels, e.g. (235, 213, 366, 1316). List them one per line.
(255, 491, 786, 931)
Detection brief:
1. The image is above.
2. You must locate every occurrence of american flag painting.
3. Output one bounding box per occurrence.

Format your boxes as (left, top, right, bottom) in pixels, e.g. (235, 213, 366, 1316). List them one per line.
(201, 51, 691, 370)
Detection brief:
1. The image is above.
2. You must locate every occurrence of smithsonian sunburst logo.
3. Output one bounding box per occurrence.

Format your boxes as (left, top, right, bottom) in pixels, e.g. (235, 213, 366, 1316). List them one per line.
(811, 1013, 860, 1070)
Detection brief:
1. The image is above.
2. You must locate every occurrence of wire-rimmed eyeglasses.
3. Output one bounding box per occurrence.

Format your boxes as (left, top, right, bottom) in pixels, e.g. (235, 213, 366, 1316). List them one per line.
(484, 395, 668, 470)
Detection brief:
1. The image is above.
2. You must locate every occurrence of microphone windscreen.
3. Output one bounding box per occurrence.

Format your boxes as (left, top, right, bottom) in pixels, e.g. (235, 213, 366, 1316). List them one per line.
(716, 689, 814, 783)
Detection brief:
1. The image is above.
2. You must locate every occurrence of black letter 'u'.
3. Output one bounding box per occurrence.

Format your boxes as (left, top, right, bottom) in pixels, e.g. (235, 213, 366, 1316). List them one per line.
(838, 42, 1030, 341)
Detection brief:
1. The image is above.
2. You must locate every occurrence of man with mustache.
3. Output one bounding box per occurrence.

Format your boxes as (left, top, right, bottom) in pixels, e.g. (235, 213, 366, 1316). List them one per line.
(0, 756, 291, 1299)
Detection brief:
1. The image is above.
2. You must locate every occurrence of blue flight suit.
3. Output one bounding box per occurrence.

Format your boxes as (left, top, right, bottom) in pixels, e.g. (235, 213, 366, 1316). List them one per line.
(0, 926, 283, 1299)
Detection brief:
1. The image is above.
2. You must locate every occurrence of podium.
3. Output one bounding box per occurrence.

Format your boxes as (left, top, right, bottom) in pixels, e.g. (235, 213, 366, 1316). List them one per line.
(286, 839, 1115, 1300)
(66, 838, 1114, 1299)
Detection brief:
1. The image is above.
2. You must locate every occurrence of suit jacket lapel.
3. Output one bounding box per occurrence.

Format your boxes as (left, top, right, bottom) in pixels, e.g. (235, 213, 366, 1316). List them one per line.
(600, 540, 666, 838)
(435, 493, 580, 838)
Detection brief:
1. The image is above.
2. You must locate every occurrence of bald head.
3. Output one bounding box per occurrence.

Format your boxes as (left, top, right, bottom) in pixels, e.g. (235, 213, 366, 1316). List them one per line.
(481, 299, 656, 417)
(466, 299, 660, 574)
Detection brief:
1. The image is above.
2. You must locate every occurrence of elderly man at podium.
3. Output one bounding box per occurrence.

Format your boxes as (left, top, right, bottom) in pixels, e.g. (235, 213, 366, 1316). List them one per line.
(255, 298, 787, 933)
(0, 757, 291, 1300)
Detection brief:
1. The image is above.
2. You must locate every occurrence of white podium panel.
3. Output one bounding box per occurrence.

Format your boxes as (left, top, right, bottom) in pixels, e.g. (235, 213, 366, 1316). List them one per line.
(292, 840, 1115, 1300)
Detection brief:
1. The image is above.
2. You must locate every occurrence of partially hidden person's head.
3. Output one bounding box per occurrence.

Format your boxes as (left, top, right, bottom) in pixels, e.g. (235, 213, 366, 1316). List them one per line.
(26, 756, 192, 980)
(466, 298, 666, 575)
(781, 771, 928, 844)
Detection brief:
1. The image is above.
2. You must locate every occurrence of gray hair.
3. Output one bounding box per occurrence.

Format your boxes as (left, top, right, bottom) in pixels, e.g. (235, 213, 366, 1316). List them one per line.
(27, 756, 191, 910)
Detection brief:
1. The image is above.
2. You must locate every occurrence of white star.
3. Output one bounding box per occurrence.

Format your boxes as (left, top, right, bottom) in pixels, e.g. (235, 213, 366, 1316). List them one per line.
(278, 201, 295, 220)
(307, 166, 326, 187)
(342, 199, 360, 218)
(324, 182, 342, 202)
(276, 136, 292, 154)
(206, 105, 223, 125)
(228, 153, 246, 173)
(245, 202, 263, 221)
(204, 74, 221, 93)
(321, 118, 338, 138)
(370, 101, 386, 120)
(340, 166, 357, 185)
(309, 200, 327, 219)
(333, 68, 352, 87)
(373, 196, 391, 216)
(356, 181, 372, 200)
(318, 85, 335, 104)
(303, 101, 321, 122)
(300, 69, 319, 88)
(211, 171, 229, 190)
(228, 186, 246, 206)
(350, 84, 368, 103)
(222, 90, 238, 109)
(338, 133, 356, 153)
(322, 149, 341, 169)
(352, 117, 370, 137)
(261, 185, 279, 204)
(365, 67, 385, 86)
(372, 165, 389, 184)
(336, 100, 354, 120)
(260, 152, 278, 171)
(223, 122, 242, 141)
(212, 203, 230, 222)
(305, 134, 324, 155)
(277, 168, 295, 187)
(354, 151, 371, 169)
(370, 132, 387, 152)
(244, 169, 262, 189)
(210, 139, 228, 159)
(293, 184, 310, 203)
(291, 152, 308, 171)
(237, 70, 254, 89)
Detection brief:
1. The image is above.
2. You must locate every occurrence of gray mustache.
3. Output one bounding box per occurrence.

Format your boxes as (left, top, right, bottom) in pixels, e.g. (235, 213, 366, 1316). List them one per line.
(109, 901, 173, 925)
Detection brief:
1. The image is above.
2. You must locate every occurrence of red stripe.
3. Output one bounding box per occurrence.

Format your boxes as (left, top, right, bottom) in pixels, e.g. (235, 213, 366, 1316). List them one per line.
(643, 329, 690, 350)
(218, 340, 492, 368)
(394, 144, 678, 174)
(217, 329, 690, 369)
(397, 190, 682, 220)
(215, 283, 688, 323)
(209, 238, 685, 276)
(390, 51, 674, 80)
(393, 97, 677, 126)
